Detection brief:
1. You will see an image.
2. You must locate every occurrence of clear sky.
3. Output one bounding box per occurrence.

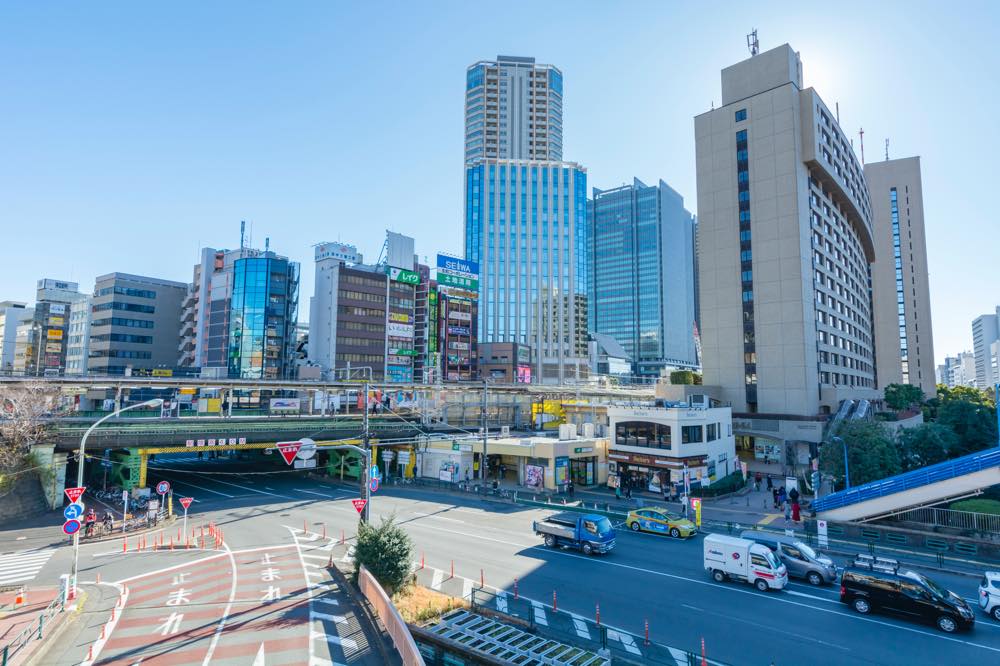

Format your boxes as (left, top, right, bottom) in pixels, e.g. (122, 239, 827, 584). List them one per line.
(2, 1, 997, 363)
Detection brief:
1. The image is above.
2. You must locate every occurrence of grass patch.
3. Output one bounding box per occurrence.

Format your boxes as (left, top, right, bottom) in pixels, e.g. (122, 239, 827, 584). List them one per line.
(950, 499, 1000, 515)
(393, 584, 469, 624)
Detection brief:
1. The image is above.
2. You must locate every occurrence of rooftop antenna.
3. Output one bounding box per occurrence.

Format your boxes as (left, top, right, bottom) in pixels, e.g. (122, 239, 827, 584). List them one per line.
(885, 138, 890, 161)
(747, 29, 759, 56)
(265, 237, 270, 253)
(835, 102, 840, 125)
(859, 127, 865, 164)
(240, 220, 246, 250)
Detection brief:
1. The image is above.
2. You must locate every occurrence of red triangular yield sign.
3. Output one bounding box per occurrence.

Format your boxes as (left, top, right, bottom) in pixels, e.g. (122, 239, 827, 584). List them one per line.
(64, 487, 86, 504)
(276, 441, 302, 465)
(351, 498, 367, 514)
(179, 497, 194, 510)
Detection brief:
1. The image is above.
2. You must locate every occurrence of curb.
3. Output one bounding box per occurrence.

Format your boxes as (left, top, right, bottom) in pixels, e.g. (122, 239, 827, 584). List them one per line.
(74, 515, 178, 545)
(79, 582, 129, 666)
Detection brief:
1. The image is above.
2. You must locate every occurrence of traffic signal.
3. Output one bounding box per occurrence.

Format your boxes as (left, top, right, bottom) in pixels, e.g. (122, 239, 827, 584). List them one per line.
(811, 471, 821, 493)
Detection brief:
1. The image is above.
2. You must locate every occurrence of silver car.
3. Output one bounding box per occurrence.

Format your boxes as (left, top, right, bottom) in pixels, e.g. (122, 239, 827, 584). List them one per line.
(740, 531, 837, 586)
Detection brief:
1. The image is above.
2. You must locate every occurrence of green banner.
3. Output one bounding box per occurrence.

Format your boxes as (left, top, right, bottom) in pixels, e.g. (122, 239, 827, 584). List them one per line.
(438, 272, 478, 290)
(388, 267, 420, 285)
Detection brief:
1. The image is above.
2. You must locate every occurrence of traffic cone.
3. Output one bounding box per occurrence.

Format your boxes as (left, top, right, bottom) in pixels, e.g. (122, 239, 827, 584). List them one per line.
(14, 588, 24, 608)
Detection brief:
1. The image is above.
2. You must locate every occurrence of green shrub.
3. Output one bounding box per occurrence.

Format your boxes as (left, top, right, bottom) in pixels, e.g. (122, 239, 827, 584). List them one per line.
(352, 515, 413, 594)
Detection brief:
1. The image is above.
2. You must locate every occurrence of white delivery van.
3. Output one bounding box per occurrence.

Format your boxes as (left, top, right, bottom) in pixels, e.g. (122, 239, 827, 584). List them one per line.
(703, 534, 788, 591)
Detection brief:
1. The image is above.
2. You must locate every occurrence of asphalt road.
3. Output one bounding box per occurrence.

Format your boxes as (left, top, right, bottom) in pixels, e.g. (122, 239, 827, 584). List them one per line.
(6, 455, 1000, 665)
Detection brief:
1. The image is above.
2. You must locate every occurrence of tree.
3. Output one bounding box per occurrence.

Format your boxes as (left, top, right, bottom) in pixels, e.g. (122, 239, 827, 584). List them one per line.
(883, 383, 924, 411)
(820, 421, 901, 489)
(352, 515, 413, 594)
(896, 423, 958, 471)
(670, 370, 694, 385)
(936, 399, 997, 457)
(0, 382, 58, 470)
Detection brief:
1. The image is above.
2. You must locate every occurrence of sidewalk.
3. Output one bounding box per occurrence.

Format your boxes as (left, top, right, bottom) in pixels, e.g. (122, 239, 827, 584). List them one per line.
(0, 586, 67, 665)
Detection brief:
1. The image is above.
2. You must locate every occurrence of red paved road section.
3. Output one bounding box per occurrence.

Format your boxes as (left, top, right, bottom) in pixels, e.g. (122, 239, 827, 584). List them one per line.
(95, 545, 311, 666)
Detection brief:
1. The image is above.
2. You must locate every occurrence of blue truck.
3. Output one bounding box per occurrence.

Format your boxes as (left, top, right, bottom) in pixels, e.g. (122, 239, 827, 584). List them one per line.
(533, 512, 616, 555)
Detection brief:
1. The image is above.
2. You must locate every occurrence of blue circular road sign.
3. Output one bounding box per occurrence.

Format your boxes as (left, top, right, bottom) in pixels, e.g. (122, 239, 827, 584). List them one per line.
(64, 503, 84, 521)
(63, 519, 81, 535)
(156, 481, 171, 495)
(369, 477, 380, 493)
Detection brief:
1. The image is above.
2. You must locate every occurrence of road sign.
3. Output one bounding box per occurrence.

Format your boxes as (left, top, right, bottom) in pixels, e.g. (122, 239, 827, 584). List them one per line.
(293, 458, 317, 469)
(277, 441, 302, 465)
(351, 498, 368, 514)
(178, 497, 193, 510)
(369, 477, 380, 493)
(381, 450, 394, 462)
(64, 503, 84, 521)
(64, 487, 86, 504)
(297, 438, 317, 461)
(156, 481, 171, 495)
(63, 519, 81, 536)
(370, 465, 381, 480)
(122, 490, 128, 501)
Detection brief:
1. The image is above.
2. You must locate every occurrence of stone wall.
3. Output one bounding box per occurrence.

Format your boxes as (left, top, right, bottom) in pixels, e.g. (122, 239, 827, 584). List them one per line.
(0, 472, 51, 522)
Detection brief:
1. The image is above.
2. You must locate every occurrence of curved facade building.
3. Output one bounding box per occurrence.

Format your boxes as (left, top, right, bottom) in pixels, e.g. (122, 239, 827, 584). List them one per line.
(695, 43, 878, 429)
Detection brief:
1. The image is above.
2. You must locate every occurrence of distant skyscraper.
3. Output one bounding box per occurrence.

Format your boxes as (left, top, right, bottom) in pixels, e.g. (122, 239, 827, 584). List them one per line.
(865, 156, 935, 396)
(465, 56, 563, 164)
(694, 44, 877, 469)
(227, 252, 299, 379)
(465, 159, 588, 382)
(972, 308, 1000, 389)
(587, 178, 698, 379)
(0, 301, 33, 373)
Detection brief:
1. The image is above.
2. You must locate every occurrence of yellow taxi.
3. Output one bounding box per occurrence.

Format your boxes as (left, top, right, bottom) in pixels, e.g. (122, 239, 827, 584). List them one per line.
(625, 507, 697, 538)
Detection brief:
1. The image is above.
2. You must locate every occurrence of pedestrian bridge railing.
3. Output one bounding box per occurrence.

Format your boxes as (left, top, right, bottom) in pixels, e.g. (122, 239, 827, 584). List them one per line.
(357, 565, 425, 666)
(811, 447, 1000, 514)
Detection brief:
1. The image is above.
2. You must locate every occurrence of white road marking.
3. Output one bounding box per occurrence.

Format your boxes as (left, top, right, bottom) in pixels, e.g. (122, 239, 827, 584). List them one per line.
(310, 629, 357, 651)
(314, 597, 341, 607)
(311, 611, 348, 624)
(161, 478, 235, 498)
(303, 553, 330, 562)
(786, 589, 838, 604)
(189, 473, 291, 499)
(412, 511, 465, 524)
(0, 550, 56, 585)
(252, 643, 266, 666)
(297, 489, 348, 498)
(201, 541, 238, 666)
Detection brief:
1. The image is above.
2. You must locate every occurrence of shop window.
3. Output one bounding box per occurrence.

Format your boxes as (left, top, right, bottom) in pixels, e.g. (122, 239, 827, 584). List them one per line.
(615, 421, 671, 448)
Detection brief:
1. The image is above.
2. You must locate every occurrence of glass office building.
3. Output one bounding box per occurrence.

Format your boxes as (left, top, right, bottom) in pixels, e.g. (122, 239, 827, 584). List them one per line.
(587, 178, 698, 379)
(227, 253, 299, 379)
(465, 158, 588, 383)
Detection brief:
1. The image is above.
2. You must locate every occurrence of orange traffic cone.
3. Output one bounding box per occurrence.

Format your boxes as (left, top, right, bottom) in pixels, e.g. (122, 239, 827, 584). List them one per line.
(14, 587, 25, 608)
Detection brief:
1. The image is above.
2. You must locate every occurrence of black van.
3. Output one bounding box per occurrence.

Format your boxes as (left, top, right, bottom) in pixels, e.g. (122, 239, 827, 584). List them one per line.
(840, 556, 975, 633)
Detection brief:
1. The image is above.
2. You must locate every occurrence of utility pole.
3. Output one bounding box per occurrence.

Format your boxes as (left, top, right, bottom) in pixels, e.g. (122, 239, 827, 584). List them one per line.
(361, 381, 371, 523)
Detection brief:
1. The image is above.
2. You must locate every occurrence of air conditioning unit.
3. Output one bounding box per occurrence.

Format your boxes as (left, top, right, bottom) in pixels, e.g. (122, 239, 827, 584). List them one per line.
(500, 426, 510, 437)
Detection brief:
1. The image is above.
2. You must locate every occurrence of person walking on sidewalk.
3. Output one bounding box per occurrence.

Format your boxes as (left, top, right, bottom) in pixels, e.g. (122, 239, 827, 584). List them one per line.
(766, 475, 773, 491)
(771, 487, 779, 509)
(777, 486, 787, 507)
(754, 471, 762, 491)
(783, 499, 792, 523)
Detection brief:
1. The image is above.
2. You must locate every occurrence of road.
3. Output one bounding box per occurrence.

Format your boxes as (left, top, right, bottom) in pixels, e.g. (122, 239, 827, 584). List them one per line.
(6, 457, 1000, 665)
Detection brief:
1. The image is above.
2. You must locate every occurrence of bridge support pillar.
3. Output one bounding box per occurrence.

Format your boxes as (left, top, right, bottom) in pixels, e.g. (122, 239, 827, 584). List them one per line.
(138, 450, 149, 488)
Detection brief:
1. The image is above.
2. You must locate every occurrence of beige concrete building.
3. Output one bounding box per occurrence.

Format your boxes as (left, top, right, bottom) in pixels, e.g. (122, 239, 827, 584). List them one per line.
(694, 44, 878, 467)
(864, 157, 936, 397)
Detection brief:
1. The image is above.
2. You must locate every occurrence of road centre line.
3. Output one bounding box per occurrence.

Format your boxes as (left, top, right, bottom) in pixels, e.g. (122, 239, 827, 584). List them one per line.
(409, 521, 1000, 653)
(159, 477, 236, 498)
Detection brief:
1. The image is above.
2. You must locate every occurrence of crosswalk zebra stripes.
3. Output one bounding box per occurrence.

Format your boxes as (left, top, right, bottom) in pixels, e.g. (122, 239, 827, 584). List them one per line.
(0, 549, 56, 587)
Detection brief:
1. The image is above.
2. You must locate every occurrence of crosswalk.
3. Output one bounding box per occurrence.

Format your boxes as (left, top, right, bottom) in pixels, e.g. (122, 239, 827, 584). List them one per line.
(0, 549, 55, 587)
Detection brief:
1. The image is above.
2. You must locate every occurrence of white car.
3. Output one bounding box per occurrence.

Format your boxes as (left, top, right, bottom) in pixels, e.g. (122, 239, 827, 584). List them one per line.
(978, 571, 1000, 621)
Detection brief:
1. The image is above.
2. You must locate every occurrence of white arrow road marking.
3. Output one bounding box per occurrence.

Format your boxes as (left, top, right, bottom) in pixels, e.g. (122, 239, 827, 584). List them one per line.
(252, 642, 266, 666)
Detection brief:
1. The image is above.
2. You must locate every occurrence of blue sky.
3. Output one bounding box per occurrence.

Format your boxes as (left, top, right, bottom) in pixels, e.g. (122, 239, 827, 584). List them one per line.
(1, 1, 997, 363)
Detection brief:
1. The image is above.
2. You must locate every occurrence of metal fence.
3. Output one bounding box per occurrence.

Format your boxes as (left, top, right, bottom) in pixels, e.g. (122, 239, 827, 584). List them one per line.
(357, 565, 425, 666)
(884, 506, 1000, 535)
(1, 591, 64, 665)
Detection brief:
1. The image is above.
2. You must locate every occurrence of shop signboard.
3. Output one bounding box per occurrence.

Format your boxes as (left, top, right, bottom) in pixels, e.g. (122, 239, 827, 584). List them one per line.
(388, 267, 420, 285)
(387, 322, 414, 339)
(386, 365, 412, 382)
(45, 342, 62, 353)
(387, 355, 412, 365)
(269, 398, 300, 412)
(448, 310, 471, 321)
(436, 255, 479, 276)
(48, 302, 67, 315)
(525, 465, 544, 490)
(389, 312, 410, 323)
(438, 272, 478, 290)
(48, 316, 65, 326)
(517, 365, 532, 383)
(447, 325, 470, 336)
(554, 457, 569, 487)
(389, 348, 418, 356)
(46, 328, 63, 340)
(449, 341, 469, 351)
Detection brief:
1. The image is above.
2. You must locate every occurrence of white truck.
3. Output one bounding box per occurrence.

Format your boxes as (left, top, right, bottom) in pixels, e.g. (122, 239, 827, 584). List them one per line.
(703, 534, 788, 591)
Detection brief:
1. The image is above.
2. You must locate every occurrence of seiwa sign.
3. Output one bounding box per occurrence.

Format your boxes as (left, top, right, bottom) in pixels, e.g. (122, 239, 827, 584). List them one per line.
(436, 255, 478, 277)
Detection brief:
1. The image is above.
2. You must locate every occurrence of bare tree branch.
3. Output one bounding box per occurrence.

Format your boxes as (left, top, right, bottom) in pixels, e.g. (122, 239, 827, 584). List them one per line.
(0, 382, 61, 469)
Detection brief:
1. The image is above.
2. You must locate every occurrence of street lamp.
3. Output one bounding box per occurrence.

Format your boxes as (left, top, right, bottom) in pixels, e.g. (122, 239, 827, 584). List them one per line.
(70, 397, 162, 598)
(831, 435, 850, 490)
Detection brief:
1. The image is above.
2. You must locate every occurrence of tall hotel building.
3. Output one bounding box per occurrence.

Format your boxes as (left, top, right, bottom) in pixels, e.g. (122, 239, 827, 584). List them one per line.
(464, 56, 587, 383)
(694, 44, 878, 466)
(865, 157, 935, 396)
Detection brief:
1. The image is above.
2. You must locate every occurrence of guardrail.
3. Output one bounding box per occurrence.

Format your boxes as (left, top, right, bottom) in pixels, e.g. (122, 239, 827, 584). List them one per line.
(357, 565, 425, 666)
(811, 447, 1000, 513)
(886, 506, 1000, 535)
(1, 591, 64, 665)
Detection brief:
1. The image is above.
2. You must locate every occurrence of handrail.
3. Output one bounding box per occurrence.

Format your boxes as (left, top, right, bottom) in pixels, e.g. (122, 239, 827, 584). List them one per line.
(813, 447, 1000, 513)
(0, 590, 64, 663)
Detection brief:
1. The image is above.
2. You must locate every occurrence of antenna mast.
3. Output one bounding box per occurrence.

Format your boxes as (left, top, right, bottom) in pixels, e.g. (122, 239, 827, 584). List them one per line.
(240, 220, 245, 250)
(746, 29, 759, 56)
(859, 127, 865, 164)
(885, 138, 890, 161)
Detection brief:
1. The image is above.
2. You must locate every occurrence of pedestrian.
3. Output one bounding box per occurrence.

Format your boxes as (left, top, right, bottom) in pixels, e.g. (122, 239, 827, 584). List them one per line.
(766, 475, 773, 491)
(754, 471, 762, 491)
(662, 485, 669, 504)
(625, 484, 632, 500)
(771, 487, 779, 509)
(792, 501, 801, 522)
(568, 481, 575, 498)
(615, 482, 622, 500)
(783, 500, 791, 523)
(681, 494, 689, 518)
(778, 486, 787, 506)
(788, 486, 800, 505)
